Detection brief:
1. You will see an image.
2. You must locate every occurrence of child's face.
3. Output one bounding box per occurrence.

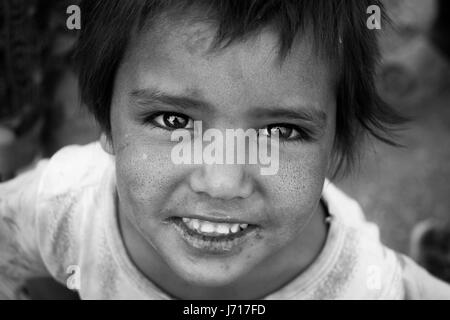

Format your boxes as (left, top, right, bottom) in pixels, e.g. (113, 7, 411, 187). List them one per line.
(107, 17, 336, 289)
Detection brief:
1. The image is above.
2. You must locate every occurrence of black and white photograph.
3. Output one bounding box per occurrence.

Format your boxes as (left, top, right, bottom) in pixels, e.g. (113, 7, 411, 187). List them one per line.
(0, 0, 450, 303)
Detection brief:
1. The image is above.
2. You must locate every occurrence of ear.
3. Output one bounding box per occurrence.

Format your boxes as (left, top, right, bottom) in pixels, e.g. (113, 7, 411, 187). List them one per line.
(100, 132, 114, 155)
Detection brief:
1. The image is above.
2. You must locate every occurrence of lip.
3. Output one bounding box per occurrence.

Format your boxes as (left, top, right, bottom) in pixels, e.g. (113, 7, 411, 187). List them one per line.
(169, 217, 259, 255)
(169, 213, 256, 226)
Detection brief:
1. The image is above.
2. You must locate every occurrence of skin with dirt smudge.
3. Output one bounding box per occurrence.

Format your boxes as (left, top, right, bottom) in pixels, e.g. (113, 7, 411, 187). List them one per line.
(102, 13, 336, 299)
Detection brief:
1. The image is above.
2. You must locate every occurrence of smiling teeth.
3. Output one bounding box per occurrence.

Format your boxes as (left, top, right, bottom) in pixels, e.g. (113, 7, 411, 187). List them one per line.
(181, 218, 248, 235)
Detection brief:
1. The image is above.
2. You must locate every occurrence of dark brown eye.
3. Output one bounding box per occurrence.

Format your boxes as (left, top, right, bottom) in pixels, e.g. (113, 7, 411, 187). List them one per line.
(153, 113, 193, 129)
(267, 125, 293, 139)
(261, 124, 302, 140)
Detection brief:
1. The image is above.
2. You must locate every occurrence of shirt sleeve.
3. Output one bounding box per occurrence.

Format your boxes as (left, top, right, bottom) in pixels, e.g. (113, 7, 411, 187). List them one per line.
(400, 254, 450, 300)
(0, 161, 50, 299)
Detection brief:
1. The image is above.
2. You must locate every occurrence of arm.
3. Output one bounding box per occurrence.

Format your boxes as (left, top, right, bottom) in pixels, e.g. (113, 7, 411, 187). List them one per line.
(0, 161, 50, 299)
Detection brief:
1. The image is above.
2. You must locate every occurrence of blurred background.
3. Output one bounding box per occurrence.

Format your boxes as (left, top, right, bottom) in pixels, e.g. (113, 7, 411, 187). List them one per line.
(0, 0, 449, 298)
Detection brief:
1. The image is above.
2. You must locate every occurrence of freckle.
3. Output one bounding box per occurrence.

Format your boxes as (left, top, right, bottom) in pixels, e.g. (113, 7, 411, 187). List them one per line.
(117, 141, 130, 153)
(222, 264, 230, 271)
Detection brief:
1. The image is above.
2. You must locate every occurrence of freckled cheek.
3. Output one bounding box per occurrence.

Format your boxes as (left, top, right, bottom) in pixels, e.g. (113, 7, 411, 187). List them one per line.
(115, 144, 183, 217)
(262, 149, 327, 231)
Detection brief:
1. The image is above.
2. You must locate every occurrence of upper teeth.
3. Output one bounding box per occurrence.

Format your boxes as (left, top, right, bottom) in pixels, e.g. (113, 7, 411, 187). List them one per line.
(181, 218, 248, 235)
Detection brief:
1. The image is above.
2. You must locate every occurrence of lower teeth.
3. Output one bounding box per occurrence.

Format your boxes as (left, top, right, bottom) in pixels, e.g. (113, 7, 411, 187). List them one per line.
(187, 234, 238, 251)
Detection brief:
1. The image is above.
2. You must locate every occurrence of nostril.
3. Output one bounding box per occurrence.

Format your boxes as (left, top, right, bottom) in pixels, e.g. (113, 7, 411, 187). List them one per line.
(189, 164, 254, 200)
(207, 181, 252, 200)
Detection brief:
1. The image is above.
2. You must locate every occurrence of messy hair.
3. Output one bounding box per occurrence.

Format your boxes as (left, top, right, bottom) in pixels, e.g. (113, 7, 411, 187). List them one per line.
(75, 0, 406, 177)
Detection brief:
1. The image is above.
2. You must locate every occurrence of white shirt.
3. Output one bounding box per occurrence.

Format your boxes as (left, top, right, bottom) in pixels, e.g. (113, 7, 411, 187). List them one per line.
(1, 142, 449, 299)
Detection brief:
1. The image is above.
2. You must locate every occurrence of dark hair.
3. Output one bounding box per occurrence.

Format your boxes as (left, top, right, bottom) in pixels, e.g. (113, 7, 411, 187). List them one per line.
(75, 0, 406, 177)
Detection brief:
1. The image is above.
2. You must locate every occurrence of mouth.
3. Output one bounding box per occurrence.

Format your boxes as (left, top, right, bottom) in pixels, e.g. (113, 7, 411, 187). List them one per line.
(168, 216, 259, 254)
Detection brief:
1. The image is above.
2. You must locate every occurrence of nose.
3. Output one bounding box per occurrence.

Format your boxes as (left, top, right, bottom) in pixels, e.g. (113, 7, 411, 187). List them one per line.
(189, 164, 254, 200)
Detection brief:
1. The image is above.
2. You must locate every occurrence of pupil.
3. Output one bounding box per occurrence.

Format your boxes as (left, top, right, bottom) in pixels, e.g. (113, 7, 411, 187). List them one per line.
(269, 126, 291, 138)
(165, 114, 186, 128)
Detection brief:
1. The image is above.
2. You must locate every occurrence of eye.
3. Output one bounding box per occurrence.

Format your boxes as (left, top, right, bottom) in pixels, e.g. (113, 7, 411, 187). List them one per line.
(260, 124, 308, 141)
(150, 112, 194, 130)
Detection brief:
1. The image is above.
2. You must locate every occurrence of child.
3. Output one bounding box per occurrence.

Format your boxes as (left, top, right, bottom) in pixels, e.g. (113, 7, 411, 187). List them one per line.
(1, 0, 450, 299)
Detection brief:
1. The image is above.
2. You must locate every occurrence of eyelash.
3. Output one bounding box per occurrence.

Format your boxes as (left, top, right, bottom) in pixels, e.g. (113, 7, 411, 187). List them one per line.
(140, 111, 194, 130)
(260, 124, 313, 143)
(140, 111, 313, 142)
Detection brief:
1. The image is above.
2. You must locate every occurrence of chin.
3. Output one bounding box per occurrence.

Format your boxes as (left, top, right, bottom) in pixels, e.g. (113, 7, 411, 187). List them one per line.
(169, 258, 250, 288)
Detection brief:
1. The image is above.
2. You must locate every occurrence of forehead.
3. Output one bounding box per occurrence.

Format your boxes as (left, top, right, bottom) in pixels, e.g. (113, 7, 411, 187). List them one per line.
(116, 14, 335, 116)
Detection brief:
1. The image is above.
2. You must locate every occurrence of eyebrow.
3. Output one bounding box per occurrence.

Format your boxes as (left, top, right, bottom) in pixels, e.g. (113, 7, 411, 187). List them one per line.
(129, 88, 214, 112)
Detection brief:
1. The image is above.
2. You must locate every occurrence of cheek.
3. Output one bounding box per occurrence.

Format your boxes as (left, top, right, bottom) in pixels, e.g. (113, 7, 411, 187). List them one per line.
(114, 134, 179, 221)
(262, 146, 327, 233)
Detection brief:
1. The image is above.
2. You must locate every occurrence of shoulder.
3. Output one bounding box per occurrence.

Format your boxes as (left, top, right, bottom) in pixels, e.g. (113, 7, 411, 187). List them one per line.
(320, 181, 402, 298)
(35, 142, 115, 283)
(38, 142, 112, 195)
(322, 180, 450, 299)
(322, 180, 380, 238)
(400, 253, 450, 299)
